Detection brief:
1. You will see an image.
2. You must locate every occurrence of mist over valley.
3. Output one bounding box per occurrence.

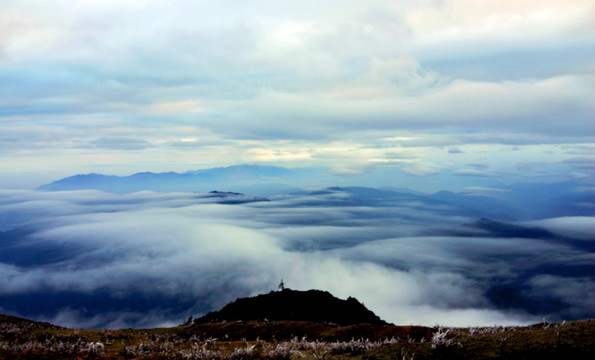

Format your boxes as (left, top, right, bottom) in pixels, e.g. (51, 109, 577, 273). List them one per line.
(1, 165, 593, 329)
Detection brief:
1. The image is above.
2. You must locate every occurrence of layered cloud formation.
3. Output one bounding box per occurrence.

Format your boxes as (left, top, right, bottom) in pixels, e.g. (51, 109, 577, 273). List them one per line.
(0, 1, 594, 188)
(1, 188, 593, 328)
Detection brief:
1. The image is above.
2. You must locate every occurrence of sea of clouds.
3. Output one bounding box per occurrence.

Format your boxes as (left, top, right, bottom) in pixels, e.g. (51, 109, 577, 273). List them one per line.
(0, 189, 593, 329)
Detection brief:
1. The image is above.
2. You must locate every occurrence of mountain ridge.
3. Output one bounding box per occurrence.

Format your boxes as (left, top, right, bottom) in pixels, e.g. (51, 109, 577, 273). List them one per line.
(37, 165, 295, 193)
(36, 166, 594, 220)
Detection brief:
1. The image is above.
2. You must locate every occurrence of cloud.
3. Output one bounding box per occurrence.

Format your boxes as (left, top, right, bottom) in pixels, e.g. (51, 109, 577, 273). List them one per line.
(562, 157, 595, 170)
(1, 189, 593, 328)
(525, 217, 595, 239)
(0, 2, 592, 188)
(463, 186, 509, 193)
(0, 2, 592, 149)
(528, 275, 595, 319)
(88, 137, 153, 150)
(212, 76, 593, 141)
(453, 169, 501, 177)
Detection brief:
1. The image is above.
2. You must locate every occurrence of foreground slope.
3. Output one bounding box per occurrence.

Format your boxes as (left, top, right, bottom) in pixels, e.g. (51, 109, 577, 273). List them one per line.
(1, 312, 594, 359)
(2, 290, 595, 358)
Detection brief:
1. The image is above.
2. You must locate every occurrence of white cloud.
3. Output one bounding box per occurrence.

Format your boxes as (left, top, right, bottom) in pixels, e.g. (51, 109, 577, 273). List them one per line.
(0, 1, 593, 185)
(526, 217, 595, 239)
(454, 169, 501, 178)
(2, 189, 592, 328)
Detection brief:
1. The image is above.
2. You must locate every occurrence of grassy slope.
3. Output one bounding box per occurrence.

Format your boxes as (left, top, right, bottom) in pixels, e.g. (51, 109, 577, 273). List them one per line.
(1, 315, 594, 359)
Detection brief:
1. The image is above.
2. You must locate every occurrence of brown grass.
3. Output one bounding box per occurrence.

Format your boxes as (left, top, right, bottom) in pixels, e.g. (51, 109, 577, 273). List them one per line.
(1, 315, 594, 359)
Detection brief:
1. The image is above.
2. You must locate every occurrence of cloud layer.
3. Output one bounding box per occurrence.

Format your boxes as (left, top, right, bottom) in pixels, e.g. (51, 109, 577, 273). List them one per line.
(1, 189, 593, 328)
(0, 1, 594, 187)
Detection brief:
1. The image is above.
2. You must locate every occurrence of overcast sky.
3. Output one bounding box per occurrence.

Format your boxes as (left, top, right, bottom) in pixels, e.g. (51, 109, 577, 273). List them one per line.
(1, 0, 594, 188)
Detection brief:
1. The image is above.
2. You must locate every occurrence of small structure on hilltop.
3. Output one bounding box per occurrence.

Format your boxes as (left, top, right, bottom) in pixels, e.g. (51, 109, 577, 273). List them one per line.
(194, 288, 388, 326)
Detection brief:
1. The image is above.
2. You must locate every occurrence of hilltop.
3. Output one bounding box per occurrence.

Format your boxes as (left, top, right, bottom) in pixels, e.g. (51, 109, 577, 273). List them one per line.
(194, 288, 387, 326)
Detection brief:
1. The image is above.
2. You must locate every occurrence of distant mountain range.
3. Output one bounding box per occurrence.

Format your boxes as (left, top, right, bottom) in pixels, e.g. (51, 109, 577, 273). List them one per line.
(37, 165, 595, 220)
(37, 165, 297, 194)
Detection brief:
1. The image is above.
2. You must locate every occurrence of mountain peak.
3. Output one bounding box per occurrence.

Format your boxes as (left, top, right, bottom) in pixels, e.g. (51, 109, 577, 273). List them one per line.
(194, 288, 388, 326)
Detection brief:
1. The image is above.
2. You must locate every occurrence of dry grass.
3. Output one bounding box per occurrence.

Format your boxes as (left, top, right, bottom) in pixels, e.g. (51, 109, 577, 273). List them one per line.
(1, 316, 594, 359)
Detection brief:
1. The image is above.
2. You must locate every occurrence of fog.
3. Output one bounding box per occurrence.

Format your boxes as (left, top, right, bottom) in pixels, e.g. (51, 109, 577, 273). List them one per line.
(0, 189, 593, 329)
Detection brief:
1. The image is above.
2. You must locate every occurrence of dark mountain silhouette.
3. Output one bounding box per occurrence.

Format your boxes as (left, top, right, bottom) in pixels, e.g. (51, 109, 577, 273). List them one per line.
(0, 313, 63, 330)
(289, 186, 520, 221)
(194, 288, 388, 326)
(430, 190, 519, 220)
(438, 218, 593, 247)
(540, 192, 595, 218)
(465, 218, 562, 239)
(204, 191, 270, 204)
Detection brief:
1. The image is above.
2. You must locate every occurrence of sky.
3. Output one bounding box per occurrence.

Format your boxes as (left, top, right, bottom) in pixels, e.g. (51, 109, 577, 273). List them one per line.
(1, 0, 594, 189)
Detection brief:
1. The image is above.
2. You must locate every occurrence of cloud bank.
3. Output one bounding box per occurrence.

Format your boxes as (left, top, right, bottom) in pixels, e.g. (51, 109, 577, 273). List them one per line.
(1, 189, 593, 328)
(0, 1, 593, 187)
